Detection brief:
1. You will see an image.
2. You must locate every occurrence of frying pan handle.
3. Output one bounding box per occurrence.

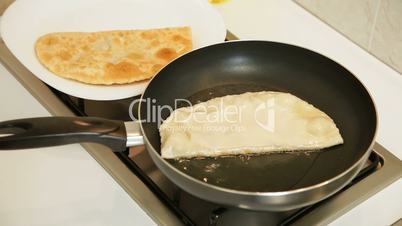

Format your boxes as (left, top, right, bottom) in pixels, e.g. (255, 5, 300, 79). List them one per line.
(0, 117, 128, 152)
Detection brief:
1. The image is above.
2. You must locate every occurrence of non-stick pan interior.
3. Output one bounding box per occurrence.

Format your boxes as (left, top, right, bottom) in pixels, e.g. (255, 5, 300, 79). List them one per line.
(140, 41, 377, 192)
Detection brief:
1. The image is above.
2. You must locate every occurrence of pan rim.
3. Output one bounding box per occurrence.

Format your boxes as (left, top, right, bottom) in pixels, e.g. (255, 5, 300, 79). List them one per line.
(138, 40, 378, 196)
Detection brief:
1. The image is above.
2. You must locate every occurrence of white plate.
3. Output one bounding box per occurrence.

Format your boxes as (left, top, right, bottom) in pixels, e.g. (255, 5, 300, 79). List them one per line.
(1, 0, 226, 100)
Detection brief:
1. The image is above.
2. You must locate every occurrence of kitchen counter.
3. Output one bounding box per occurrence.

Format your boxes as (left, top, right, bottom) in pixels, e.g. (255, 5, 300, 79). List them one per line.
(0, 0, 401, 225)
(0, 63, 156, 226)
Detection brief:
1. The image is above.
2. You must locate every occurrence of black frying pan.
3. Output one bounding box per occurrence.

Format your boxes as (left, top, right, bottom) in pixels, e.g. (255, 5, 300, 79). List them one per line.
(0, 41, 377, 211)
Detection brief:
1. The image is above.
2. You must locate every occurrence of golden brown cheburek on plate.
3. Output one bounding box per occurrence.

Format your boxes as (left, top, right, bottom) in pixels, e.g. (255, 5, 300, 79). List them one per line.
(35, 27, 192, 85)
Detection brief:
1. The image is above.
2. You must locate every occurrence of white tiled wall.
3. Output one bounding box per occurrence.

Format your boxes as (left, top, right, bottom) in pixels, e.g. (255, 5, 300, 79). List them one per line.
(296, 0, 402, 75)
(370, 0, 402, 73)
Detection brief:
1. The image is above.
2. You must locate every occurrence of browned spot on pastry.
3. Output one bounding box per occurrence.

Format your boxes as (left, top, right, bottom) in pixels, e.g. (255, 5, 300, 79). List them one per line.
(155, 48, 177, 61)
(140, 31, 155, 40)
(81, 45, 90, 51)
(105, 61, 142, 79)
(113, 38, 121, 45)
(58, 51, 72, 61)
(88, 36, 96, 43)
(126, 52, 144, 60)
(151, 40, 160, 47)
(152, 64, 163, 73)
(42, 36, 59, 46)
(172, 35, 187, 42)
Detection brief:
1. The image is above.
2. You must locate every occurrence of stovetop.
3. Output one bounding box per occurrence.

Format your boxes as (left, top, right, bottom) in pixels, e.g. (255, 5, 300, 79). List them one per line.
(49, 90, 386, 226)
(0, 35, 401, 225)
